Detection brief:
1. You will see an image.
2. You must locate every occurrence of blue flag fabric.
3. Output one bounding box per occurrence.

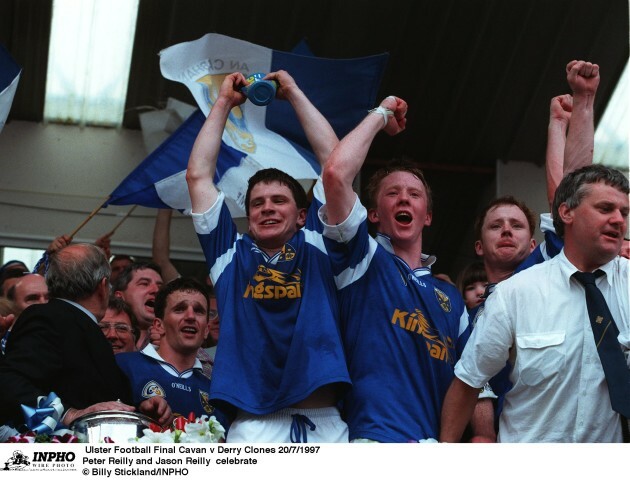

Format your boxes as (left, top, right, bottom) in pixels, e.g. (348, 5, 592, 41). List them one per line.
(0, 44, 21, 133)
(106, 34, 388, 217)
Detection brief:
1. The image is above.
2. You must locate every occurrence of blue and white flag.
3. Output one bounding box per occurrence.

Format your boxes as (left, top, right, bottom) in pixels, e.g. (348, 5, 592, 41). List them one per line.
(0, 44, 21, 134)
(106, 33, 388, 217)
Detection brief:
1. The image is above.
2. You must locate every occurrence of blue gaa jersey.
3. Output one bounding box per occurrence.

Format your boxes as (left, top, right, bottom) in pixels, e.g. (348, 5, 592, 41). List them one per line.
(320, 197, 469, 442)
(514, 213, 563, 274)
(191, 180, 350, 415)
(116, 345, 224, 424)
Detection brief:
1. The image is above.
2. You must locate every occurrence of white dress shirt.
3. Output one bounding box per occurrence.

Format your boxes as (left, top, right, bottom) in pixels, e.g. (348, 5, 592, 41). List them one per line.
(455, 250, 629, 442)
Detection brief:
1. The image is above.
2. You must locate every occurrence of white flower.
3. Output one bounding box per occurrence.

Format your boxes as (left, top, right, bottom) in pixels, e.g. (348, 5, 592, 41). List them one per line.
(129, 429, 176, 443)
(179, 416, 225, 443)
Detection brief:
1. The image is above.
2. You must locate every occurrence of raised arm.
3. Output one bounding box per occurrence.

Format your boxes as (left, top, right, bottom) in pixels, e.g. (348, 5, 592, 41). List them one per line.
(186, 72, 248, 213)
(545, 94, 572, 209)
(545, 60, 599, 210)
(563, 60, 599, 174)
(267, 70, 339, 169)
(152, 209, 180, 283)
(94, 232, 112, 259)
(322, 96, 407, 224)
(34, 234, 73, 274)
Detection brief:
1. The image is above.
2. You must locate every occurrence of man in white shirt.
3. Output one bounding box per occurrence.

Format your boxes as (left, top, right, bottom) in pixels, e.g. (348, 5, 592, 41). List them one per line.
(440, 164, 629, 442)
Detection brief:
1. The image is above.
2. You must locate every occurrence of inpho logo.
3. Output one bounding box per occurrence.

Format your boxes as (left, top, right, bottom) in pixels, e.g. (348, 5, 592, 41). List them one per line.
(33, 452, 76, 462)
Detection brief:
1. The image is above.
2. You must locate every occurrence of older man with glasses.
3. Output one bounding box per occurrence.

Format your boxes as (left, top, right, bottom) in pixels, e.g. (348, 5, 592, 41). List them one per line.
(201, 293, 220, 361)
(99, 297, 139, 354)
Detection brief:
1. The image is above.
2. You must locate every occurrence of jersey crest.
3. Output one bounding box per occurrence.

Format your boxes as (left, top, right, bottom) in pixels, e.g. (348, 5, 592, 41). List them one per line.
(277, 243, 297, 262)
(434, 287, 452, 312)
(141, 380, 166, 399)
(199, 390, 215, 415)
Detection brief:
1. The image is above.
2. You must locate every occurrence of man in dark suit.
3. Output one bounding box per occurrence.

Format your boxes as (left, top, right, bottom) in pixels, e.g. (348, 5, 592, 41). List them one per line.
(0, 243, 172, 432)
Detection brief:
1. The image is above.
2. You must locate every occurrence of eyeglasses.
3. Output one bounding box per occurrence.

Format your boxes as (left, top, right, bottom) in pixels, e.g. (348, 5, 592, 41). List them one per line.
(208, 309, 219, 321)
(98, 322, 133, 334)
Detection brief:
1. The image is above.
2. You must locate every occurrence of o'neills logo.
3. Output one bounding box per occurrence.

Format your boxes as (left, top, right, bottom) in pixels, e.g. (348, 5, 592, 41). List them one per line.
(243, 266, 302, 300)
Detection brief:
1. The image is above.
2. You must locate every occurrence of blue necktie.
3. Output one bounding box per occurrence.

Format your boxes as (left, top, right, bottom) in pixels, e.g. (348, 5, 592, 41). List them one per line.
(573, 270, 630, 418)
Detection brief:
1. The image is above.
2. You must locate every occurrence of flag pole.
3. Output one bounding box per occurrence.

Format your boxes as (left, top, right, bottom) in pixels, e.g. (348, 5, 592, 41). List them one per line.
(67, 197, 110, 238)
(107, 205, 137, 236)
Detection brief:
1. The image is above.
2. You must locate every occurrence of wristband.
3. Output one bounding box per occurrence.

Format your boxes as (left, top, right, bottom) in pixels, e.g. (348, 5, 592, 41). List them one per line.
(368, 106, 394, 127)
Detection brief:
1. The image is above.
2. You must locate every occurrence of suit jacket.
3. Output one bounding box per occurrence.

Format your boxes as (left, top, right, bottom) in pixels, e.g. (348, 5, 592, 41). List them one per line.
(0, 298, 132, 426)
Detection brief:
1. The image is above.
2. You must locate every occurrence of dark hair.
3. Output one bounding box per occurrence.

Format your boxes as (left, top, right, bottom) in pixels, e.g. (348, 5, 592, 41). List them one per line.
(552, 165, 629, 238)
(456, 261, 488, 295)
(112, 261, 162, 293)
(107, 296, 140, 341)
(0, 269, 28, 296)
(474, 195, 536, 241)
(364, 159, 433, 212)
(46, 244, 111, 301)
(244, 168, 308, 216)
(154, 277, 210, 321)
(0, 260, 28, 278)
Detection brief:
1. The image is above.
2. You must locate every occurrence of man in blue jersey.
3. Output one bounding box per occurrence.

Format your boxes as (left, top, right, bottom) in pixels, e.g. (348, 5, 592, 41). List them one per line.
(319, 97, 494, 442)
(117, 277, 227, 430)
(185, 71, 350, 442)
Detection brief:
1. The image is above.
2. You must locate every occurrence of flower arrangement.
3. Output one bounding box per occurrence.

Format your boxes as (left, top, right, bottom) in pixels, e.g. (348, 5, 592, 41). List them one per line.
(6, 412, 225, 443)
(130, 413, 225, 443)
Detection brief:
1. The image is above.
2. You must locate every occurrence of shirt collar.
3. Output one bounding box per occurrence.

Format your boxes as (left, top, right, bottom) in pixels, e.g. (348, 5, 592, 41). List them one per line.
(374, 232, 437, 269)
(558, 249, 616, 288)
(140, 343, 203, 371)
(596, 259, 616, 287)
(58, 298, 97, 324)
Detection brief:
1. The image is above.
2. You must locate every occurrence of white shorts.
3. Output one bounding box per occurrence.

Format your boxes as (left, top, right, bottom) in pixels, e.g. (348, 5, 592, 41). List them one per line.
(226, 407, 349, 443)
(351, 437, 438, 443)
